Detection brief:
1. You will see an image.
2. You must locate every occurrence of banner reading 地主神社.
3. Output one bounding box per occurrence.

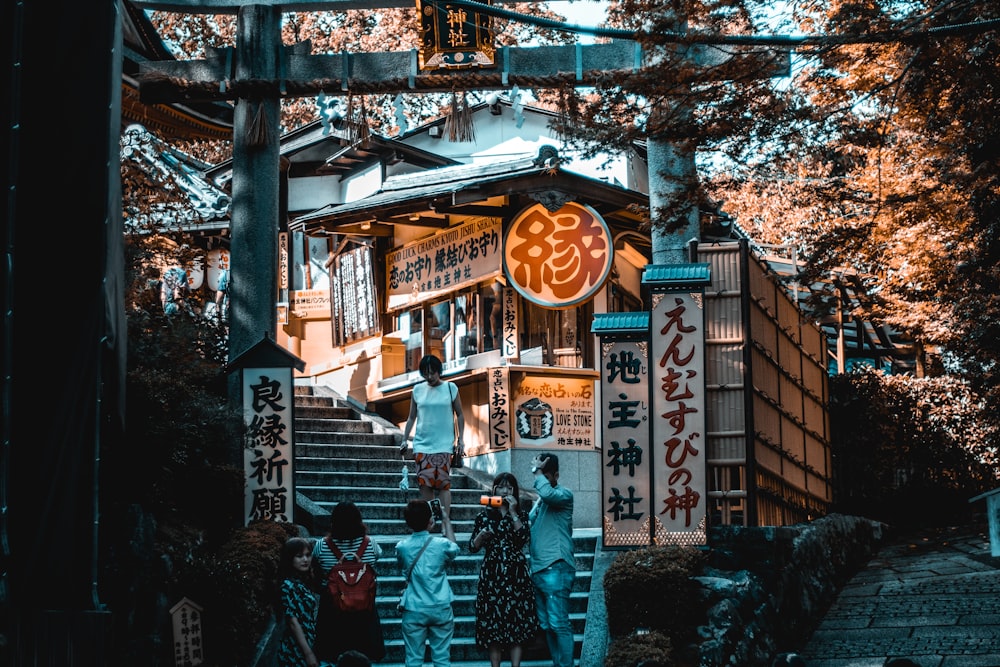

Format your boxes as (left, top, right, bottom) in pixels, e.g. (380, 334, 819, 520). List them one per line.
(595, 322, 654, 548)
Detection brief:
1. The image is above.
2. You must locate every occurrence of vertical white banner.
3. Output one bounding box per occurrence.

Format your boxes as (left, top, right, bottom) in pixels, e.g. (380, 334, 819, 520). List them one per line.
(242, 367, 294, 525)
(600, 340, 653, 548)
(278, 232, 289, 291)
(501, 285, 519, 359)
(649, 292, 707, 545)
(170, 598, 204, 666)
(487, 366, 511, 449)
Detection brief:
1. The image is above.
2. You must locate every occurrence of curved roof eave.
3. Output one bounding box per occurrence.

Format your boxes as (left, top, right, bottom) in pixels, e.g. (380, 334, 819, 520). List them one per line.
(290, 160, 648, 234)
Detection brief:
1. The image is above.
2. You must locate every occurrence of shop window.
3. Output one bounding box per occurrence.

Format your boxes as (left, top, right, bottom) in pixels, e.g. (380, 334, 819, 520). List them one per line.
(391, 284, 495, 371)
(290, 232, 331, 291)
(400, 308, 424, 372)
(454, 293, 474, 359)
(428, 298, 451, 362)
(518, 299, 590, 368)
(482, 282, 504, 351)
(390, 280, 602, 371)
(608, 276, 644, 313)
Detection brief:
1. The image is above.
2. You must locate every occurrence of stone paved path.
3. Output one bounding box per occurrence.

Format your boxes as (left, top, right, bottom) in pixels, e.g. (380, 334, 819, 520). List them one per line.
(800, 524, 1000, 667)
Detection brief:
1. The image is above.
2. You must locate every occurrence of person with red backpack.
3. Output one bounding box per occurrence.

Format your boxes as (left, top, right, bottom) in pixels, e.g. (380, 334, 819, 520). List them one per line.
(312, 501, 386, 664)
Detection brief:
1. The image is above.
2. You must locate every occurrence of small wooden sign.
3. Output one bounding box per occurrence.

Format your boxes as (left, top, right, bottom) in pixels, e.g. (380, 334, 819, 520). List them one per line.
(416, 0, 496, 69)
(170, 597, 204, 666)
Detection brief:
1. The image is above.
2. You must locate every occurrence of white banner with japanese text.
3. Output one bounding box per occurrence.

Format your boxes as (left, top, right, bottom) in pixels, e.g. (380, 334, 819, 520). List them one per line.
(486, 366, 511, 450)
(650, 292, 707, 545)
(242, 367, 294, 525)
(386, 216, 502, 311)
(600, 340, 653, 548)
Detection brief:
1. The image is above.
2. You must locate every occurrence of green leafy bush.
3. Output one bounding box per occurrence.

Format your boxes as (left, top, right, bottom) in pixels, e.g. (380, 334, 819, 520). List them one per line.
(603, 544, 706, 647)
(829, 368, 999, 528)
(604, 630, 675, 667)
(169, 520, 300, 666)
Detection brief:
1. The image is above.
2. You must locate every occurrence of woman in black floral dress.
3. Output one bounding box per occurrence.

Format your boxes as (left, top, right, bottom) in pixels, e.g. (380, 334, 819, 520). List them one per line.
(469, 472, 539, 667)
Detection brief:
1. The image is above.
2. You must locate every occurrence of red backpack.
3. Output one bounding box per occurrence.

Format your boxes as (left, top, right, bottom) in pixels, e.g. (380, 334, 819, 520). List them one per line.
(325, 536, 377, 613)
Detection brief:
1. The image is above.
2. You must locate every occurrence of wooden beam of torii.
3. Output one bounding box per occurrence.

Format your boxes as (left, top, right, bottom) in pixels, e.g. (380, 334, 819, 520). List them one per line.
(132, 0, 788, 366)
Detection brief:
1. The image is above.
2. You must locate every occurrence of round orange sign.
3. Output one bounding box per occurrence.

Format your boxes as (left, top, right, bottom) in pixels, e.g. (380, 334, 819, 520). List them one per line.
(503, 201, 614, 308)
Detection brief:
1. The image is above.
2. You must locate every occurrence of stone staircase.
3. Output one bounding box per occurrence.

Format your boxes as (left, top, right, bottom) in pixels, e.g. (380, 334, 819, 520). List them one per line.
(292, 385, 599, 667)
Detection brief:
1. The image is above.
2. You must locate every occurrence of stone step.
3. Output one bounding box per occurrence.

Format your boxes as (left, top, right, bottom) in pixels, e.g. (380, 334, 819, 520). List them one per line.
(377, 632, 585, 665)
(295, 404, 358, 419)
(293, 394, 340, 407)
(295, 487, 511, 508)
(365, 545, 596, 579)
(295, 430, 399, 446)
(377, 607, 588, 641)
(294, 460, 488, 485)
(295, 417, 372, 433)
(365, 567, 594, 602)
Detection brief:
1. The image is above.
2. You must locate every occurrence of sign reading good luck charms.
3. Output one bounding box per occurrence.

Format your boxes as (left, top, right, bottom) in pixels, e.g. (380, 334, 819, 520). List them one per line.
(416, 0, 496, 69)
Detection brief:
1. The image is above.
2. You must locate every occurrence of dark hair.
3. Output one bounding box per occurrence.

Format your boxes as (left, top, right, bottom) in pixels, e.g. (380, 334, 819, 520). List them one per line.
(278, 537, 314, 581)
(330, 501, 366, 540)
(542, 453, 559, 473)
(404, 499, 432, 531)
(418, 354, 443, 377)
(337, 650, 372, 667)
(492, 472, 522, 503)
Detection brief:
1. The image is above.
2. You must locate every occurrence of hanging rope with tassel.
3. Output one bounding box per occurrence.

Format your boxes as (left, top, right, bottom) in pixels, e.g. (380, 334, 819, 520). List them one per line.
(345, 93, 372, 146)
(444, 90, 475, 143)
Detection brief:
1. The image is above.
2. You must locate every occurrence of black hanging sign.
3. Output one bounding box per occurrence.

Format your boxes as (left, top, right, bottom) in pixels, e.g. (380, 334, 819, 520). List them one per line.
(416, 0, 496, 69)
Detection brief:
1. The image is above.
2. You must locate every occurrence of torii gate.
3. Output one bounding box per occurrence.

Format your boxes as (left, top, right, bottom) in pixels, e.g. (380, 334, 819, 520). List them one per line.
(133, 0, 787, 375)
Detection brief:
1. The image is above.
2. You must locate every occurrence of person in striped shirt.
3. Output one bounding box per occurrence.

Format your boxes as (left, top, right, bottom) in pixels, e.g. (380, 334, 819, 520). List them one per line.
(312, 501, 386, 664)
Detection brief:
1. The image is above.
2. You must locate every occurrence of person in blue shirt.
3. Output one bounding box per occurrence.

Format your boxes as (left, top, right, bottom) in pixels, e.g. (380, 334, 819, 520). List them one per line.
(395, 499, 461, 667)
(528, 454, 576, 667)
(399, 354, 466, 522)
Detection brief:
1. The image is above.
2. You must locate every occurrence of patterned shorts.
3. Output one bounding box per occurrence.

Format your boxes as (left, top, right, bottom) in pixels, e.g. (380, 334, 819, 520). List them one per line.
(415, 452, 452, 491)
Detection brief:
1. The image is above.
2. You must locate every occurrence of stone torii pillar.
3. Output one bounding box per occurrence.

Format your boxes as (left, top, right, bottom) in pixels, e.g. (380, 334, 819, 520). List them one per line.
(227, 5, 282, 364)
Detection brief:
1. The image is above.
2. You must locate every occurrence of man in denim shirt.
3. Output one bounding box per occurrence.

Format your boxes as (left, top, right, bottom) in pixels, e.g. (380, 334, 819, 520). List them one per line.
(396, 499, 461, 667)
(528, 454, 575, 667)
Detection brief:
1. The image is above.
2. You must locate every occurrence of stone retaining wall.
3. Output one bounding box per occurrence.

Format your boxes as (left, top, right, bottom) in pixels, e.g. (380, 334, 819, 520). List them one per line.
(694, 514, 886, 666)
